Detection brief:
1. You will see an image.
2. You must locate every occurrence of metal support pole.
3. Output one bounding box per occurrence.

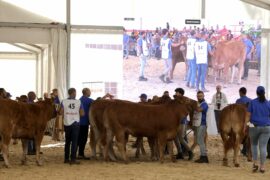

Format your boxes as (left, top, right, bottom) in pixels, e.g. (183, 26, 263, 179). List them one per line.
(66, 0, 71, 89)
(201, 0, 206, 19)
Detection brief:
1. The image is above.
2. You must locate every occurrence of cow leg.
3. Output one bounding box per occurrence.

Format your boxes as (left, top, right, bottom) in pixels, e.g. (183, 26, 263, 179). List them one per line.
(230, 65, 236, 84)
(135, 137, 142, 158)
(89, 127, 97, 159)
(21, 139, 28, 165)
(170, 60, 176, 79)
(1, 134, 11, 168)
(233, 134, 241, 167)
(168, 140, 176, 163)
(247, 137, 252, 162)
(35, 136, 43, 166)
(115, 132, 129, 163)
(220, 132, 229, 166)
(157, 135, 166, 163)
(140, 138, 146, 156)
(104, 129, 113, 161)
(238, 60, 244, 85)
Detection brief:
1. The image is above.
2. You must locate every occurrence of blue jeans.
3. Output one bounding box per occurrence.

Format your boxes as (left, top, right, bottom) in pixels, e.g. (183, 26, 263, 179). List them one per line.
(163, 58, 172, 78)
(196, 126, 207, 156)
(196, 64, 208, 90)
(123, 44, 129, 58)
(187, 59, 197, 87)
(249, 126, 270, 164)
(64, 122, 80, 161)
(139, 55, 147, 77)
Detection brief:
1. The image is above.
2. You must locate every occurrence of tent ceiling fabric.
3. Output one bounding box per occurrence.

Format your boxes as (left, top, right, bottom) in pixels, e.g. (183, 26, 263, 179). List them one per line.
(0, 0, 54, 23)
(240, 0, 270, 10)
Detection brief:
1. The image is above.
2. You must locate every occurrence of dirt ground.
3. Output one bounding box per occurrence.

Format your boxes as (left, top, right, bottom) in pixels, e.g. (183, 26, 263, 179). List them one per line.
(1, 135, 269, 180)
(122, 56, 260, 102)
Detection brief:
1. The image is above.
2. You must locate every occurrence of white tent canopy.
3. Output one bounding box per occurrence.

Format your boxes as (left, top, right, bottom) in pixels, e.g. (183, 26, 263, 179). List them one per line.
(0, 0, 67, 99)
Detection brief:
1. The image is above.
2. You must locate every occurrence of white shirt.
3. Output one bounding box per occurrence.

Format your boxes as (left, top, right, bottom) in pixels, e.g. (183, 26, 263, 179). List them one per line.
(186, 38, 196, 60)
(142, 39, 149, 56)
(62, 99, 81, 126)
(160, 38, 170, 59)
(195, 41, 208, 64)
(211, 92, 228, 110)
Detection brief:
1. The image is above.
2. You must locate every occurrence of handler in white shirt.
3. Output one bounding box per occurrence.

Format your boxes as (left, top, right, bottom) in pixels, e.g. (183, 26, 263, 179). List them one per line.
(60, 88, 84, 165)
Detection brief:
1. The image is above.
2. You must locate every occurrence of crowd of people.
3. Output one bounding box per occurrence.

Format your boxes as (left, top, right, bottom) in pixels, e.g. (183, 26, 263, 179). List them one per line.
(123, 24, 261, 87)
(0, 85, 269, 173)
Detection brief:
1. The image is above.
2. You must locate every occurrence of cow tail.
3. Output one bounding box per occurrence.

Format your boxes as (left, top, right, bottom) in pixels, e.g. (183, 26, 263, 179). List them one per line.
(89, 109, 100, 142)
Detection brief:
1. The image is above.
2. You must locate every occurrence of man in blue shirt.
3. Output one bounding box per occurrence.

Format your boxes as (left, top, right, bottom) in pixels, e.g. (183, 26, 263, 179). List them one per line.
(123, 29, 129, 59)
(236, 87, 251, 106)
(78, 88, 94, 160)
(194, 91, 209, 163)
(242, 34, 254, 80)
(236, 87, 251, 156)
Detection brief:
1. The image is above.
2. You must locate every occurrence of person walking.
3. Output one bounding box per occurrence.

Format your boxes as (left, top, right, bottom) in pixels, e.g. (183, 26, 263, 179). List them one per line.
(248, 86, 270, 173)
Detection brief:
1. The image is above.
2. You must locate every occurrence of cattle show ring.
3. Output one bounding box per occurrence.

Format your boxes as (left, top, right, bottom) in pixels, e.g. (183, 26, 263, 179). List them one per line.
(1, 0, 270, 180)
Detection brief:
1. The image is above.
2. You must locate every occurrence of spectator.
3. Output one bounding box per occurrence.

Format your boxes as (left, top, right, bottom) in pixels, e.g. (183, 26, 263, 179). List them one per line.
(194, 91, 209, 163)
(60, 88, 84, 165)
(211, 85, 228, 132)
(78, 88, 94, 160)
(248, 86, 270, 173)
(137, 31, 149, 81)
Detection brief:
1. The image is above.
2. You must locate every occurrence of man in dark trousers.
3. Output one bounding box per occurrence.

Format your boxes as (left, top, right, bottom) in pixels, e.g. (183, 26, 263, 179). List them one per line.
(60, 88, 84, 165)
(78, 88, 94, 159)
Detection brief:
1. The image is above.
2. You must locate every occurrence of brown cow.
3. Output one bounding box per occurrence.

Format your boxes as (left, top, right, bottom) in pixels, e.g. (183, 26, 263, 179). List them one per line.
(219, 104, 251, 167)
(211, 40, 246, 86)
(0, 98, 55, 168)
(89, 97, 169, 161)
(103, 96, 197, 163)
(170, 36, 187, 79)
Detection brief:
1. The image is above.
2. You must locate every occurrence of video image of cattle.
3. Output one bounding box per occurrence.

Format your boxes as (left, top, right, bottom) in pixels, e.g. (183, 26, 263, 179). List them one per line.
(122, 22, 261, 103)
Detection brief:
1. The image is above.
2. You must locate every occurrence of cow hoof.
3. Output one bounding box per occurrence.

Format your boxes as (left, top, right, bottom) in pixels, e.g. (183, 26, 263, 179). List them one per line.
(21, 160, 27, 165)
(160, 160, 164, 164)
(4, 164, 11, 168)
(36, 161, 43, 166)
(235, 163, 240, 167)
(171, 157, 177, 163)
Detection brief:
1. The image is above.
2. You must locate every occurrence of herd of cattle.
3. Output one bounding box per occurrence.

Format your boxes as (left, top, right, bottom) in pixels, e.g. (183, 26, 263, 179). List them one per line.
(0, 94, 252, 168)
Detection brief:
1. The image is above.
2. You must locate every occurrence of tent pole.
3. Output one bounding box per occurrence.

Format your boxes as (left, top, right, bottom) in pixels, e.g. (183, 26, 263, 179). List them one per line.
(66, 0, 71, 90)
(201, 0, 206, 19)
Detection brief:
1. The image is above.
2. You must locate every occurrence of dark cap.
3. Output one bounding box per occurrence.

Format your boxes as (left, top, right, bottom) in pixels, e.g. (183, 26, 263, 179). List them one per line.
(139, 93, 147, 99)
(175, 88, 185, 95)
(256, 86, 265, 94)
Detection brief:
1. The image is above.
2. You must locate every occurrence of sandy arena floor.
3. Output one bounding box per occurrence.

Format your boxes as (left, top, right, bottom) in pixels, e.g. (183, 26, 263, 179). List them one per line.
(122, 56, 260, 102)
(0, 135, 269, 180)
